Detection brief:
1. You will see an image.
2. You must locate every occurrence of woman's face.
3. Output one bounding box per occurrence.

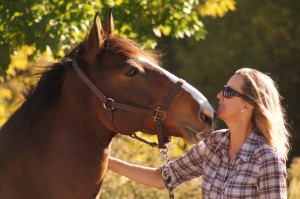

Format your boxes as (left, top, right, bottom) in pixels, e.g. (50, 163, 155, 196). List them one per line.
(216, 74, 249, 123)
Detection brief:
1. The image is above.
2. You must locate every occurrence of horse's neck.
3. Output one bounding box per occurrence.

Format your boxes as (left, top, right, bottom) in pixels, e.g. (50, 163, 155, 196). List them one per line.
(43, 84, 115, 177)
(0, 67, 117, 198)
(0, 102, 114, 198)
(46, 71, 117, 182)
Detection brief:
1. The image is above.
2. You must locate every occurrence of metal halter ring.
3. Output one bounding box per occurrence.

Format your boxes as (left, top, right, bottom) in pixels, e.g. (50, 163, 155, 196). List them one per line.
(103, 98, 115, 111)
(153, 107, 167, 121)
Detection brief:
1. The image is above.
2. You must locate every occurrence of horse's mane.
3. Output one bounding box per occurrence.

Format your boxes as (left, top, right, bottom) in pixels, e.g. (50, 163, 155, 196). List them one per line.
(0, 59, 67, 164)
(0, 37, 160, 164)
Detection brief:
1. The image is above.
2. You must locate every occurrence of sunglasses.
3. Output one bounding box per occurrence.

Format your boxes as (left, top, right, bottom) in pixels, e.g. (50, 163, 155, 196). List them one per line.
(222, 85, 252, 101)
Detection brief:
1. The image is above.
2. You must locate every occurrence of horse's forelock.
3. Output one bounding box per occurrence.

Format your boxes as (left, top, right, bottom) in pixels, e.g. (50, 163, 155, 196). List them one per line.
(104, 37, 162, 67)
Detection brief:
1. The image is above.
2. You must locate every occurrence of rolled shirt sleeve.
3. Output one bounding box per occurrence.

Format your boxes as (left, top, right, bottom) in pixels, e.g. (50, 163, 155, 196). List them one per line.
(159, 139, 209, 189)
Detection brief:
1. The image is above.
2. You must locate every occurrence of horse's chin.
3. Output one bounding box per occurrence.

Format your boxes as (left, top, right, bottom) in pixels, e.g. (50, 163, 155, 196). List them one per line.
(182, 126, 212, 144)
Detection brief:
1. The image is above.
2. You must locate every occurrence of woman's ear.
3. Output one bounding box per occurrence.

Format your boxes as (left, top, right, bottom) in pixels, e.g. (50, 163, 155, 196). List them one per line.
(243, 103, 254, 111)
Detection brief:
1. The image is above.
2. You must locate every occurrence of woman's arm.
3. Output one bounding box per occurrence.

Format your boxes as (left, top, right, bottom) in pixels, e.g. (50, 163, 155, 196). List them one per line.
(107, 156, 166, 189)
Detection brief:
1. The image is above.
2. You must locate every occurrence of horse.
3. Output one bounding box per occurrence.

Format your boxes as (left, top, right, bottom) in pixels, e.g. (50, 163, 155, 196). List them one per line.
(0, 10, 214, 198)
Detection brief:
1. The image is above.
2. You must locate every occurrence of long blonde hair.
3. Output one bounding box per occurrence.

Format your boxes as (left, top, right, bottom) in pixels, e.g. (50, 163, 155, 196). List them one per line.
(235, 68, 291, 160)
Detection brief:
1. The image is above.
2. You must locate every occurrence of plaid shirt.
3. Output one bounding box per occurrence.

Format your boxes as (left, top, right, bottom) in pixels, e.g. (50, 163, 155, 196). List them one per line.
(160, 129, 287, 199)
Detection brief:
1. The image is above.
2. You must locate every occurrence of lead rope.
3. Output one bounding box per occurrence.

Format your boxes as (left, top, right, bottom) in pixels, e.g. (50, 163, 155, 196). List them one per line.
(160, 148, 174, 199)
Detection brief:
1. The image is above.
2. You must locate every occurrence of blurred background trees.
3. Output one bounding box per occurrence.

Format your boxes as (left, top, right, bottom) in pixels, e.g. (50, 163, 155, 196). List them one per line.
(1, 0, 299, 198)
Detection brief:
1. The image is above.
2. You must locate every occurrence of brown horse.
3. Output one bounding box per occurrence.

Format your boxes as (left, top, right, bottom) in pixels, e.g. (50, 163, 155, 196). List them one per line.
(0, 11, 214, 198)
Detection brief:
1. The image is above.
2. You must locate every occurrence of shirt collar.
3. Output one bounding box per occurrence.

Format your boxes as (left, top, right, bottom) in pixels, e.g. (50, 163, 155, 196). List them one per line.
(237, 129, 261, 162)
(215, 129, 262, 162)
(215, 130, 230, 154)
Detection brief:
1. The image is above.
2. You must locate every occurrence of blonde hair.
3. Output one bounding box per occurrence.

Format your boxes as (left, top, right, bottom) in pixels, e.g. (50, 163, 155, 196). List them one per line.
(235, 68, 291, 160)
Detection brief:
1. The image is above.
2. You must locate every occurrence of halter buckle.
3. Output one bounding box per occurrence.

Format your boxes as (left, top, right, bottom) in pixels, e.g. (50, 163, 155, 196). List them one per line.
(103, 98, 115, 111)
(153, 107, 166, 121)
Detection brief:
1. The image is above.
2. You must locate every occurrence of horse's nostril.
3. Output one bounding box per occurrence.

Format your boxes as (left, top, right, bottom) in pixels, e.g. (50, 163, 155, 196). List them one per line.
(205, 115, 213, 126)
(200, 112, 213, 126)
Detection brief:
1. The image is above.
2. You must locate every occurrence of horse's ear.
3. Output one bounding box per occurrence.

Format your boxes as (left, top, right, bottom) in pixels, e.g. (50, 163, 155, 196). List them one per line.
(104, 9, 114, 38)
(83, 12, 104, 61)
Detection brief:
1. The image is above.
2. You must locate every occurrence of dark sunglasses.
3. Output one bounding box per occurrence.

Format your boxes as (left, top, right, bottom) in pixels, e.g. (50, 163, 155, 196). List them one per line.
(222, 85, 252, 101)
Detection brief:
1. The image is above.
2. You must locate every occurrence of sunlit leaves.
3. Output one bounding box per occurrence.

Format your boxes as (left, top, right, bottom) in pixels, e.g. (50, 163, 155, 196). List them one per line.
(0, 0, 101, 76)
(198, 0, 236, 18)
(0, 0, 236, 75)
(6, 46, 35, 77)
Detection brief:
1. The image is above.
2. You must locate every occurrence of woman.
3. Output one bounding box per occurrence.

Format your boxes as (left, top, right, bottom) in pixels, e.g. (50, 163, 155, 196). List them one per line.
(108, 68, 290, 198)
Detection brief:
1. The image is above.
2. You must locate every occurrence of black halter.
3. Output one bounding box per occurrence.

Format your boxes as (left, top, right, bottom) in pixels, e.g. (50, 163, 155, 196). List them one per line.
(72, 59, 184, 149)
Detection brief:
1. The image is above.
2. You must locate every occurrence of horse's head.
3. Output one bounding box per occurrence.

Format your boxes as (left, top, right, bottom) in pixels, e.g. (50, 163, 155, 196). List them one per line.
(73, 11, 214, 145)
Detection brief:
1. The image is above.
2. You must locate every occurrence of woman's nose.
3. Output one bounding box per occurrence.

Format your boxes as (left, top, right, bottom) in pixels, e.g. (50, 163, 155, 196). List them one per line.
(216, 91, 222, 99)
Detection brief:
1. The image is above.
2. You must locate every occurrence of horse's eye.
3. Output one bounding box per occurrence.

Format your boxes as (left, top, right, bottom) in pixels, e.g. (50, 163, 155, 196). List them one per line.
(125, 68, 139, 77)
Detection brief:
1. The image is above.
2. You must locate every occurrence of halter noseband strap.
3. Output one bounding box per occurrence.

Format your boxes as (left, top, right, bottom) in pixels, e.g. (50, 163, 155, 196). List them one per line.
(72, 59, 184, 149)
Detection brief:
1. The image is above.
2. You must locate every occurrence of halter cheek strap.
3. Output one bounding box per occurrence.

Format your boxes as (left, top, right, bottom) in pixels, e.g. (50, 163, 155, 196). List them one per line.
(72, 59, 184, 149)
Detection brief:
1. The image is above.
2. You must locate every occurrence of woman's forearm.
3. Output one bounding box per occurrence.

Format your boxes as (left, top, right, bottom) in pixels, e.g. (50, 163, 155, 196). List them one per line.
(108, 156, 166, 189)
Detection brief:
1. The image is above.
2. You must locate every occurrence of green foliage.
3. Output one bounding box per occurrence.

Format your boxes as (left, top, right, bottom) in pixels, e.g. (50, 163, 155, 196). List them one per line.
(198, 0, 236, 17)
(0, 0, 236, 77)
(0, 0, 102, 76)
(288, 157, 300, 198)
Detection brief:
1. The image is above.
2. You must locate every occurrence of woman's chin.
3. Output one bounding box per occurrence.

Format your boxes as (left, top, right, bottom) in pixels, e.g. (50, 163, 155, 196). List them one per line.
(215, 112, 225, 122)
(215, 110, 222, 119)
